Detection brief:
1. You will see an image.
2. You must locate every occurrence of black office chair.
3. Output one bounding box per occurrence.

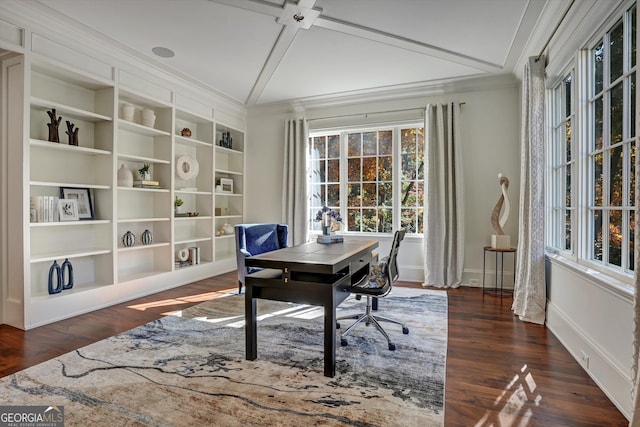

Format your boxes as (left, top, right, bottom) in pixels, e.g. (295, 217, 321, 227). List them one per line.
(337, 228, 408, 350)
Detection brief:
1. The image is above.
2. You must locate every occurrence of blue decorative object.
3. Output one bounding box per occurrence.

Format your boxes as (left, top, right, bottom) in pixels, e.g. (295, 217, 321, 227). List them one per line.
(48, 261, 62, 294)
(141, 229, 153, 245)
(61, 258, 73, 290)
(122, 230, 135, 247)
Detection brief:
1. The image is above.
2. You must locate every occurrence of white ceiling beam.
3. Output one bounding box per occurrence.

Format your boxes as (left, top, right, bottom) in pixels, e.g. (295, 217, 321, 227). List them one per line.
(245, 24, 300, 105)
(315, 15, 503, 73)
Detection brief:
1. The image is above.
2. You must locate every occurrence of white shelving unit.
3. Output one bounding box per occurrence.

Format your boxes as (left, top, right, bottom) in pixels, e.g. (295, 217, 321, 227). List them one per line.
(174, 107, 215, 268)
(214, 124, 245, 262)
(28, 57, 115, 300)
(116, 89, 173, 282)
(3, 50, 246, 330)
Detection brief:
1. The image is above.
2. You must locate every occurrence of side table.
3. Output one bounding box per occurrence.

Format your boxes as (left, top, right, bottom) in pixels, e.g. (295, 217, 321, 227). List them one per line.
(482, 246, 516, 297)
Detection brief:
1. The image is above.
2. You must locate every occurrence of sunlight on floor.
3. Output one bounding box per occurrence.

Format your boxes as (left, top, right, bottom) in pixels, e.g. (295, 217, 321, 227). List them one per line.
(474, 364, 542, 427)
(126, 288, 236, 315)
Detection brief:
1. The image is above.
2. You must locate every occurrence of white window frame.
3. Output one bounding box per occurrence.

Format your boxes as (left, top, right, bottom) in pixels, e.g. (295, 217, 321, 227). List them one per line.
(547, 68, 576, 257)
(547, 1, 636, 285)
(308, 122, 424, 236)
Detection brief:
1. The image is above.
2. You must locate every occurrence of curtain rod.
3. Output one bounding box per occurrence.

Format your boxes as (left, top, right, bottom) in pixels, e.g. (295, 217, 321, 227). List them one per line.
(536, 0, 575, 62)
(306, 103, 465, 123)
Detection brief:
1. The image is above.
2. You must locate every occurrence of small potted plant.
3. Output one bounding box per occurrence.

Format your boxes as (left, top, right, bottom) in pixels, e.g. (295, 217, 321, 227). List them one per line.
(138, 163, 151, 180)
(174, 196, 184, 215)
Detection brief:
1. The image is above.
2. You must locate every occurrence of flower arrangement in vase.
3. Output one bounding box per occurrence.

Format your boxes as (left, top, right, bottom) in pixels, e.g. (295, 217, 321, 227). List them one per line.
(314, 206, 342, 236)
(174, 196, 184, 215)
(138, 163, 151, 180)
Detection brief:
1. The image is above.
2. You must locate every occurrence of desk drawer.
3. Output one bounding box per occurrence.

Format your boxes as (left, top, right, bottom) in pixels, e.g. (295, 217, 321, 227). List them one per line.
(350, 254, 371, 275)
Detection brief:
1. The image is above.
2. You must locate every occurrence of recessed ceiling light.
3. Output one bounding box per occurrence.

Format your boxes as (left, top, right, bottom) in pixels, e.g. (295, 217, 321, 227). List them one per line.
(152, 46, 175, 58)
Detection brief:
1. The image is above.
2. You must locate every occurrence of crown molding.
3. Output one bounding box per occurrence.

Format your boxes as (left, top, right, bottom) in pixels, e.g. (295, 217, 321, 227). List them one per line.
(272, 73, 518, 112)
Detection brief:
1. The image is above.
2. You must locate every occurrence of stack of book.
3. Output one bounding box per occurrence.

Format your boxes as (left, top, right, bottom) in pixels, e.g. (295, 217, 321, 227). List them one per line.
(30, 196, 60, 222)
(133, 180, 160, 189)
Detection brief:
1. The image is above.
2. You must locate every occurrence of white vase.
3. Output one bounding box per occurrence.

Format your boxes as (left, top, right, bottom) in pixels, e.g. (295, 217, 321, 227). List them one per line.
(120, 103, 134, 121)
(117, 164, 133, 187)
(141, 108, 156, 128)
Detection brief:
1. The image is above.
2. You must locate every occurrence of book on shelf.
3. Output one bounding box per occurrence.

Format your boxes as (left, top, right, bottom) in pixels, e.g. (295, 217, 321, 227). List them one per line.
(133, 180, 160, 188)
(188, 246, 201, 265)
(30, 196, 59, 223)
(174, 260, 193, 268)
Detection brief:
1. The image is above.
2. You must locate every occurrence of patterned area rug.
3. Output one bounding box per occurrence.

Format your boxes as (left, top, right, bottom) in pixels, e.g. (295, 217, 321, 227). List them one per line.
(0, 288, 447, 426)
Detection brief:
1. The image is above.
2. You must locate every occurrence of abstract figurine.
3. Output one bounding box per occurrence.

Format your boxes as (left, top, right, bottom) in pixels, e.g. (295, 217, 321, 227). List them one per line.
(47, 109, 62, 143)
(490, 173, 511, 248)
(66, 120, 79, 146)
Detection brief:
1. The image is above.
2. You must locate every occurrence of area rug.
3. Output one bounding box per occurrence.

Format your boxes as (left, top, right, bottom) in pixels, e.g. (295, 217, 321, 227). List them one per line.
(0, 287, 447, 426)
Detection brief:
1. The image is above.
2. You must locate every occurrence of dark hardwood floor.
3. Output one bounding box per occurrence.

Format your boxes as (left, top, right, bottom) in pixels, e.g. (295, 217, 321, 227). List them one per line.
(0, 271, 628, 426)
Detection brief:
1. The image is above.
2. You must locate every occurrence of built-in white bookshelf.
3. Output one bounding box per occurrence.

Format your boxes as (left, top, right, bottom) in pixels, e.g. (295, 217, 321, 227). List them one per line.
(214, 124, 244, 261)
(4, 49, 246, 329)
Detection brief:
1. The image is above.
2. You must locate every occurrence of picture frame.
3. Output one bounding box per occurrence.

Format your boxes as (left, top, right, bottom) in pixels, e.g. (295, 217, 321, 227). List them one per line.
(58, 199, 79, 221)
(60, 187, 94, 220)
(220, 178, 233, 194)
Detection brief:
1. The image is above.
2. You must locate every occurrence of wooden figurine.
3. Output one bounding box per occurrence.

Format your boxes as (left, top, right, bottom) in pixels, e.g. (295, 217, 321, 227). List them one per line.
(46, 109, 62, 142)
(66, 120, 79, 146)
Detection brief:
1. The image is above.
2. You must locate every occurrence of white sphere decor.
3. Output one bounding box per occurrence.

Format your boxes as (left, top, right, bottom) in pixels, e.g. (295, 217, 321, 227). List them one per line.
(176, 155, 199, 180)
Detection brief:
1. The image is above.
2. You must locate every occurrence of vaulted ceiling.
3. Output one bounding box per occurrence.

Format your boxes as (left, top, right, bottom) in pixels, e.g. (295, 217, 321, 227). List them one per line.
(35, 0, 549, 106)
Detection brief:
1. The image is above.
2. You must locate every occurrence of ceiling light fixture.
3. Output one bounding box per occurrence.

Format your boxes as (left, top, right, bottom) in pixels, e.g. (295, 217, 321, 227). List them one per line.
(293, 13, 304, 23)
(152, 46, 175, 58)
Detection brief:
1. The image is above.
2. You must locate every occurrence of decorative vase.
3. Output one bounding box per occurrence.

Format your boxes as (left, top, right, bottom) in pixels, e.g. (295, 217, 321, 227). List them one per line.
(122, 230, 135, 247)
(141, 108, 156, 128)
(141, 229, 153, 245)
(61, 258, 74, 290)
(138, 170, 151, 181)
(120, 102, 135, 121)
(48, 260, 62, 295)
(223, 223, 234, 235)
(322, 212, 331, 236)
(117, 164, 133, 187)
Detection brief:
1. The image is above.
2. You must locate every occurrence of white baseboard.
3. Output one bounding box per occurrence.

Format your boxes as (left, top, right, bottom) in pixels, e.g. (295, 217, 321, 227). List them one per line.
(546, 301, 631, 420)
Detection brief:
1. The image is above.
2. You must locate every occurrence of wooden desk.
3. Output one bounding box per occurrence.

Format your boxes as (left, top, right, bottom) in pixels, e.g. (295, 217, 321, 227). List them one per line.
(244, 240, 378, 377)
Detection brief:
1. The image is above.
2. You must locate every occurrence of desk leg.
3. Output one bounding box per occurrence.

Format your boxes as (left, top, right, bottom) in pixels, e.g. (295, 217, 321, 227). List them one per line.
(245, 284, 257, 361)
(324, 297, 336, 378)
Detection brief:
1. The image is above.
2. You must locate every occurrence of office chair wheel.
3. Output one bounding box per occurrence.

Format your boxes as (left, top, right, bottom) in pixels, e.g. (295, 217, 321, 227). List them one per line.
(341, 337, 348, 347)
(388, 342, 396, 351)
(402, 326, 409, 334)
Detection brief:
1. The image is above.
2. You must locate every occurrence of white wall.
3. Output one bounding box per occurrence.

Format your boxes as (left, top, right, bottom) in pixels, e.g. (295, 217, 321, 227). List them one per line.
(246, 75, 521, 285)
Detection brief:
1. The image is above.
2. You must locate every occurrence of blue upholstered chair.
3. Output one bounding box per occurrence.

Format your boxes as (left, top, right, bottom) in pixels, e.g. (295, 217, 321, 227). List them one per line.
(235, 223, 288, 294)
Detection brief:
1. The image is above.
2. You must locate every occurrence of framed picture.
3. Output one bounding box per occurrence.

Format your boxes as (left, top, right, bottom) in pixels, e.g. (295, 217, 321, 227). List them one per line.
(220, 178, 233, 194)
(58, 199, 79, 221)
(60, 187, 94, 220)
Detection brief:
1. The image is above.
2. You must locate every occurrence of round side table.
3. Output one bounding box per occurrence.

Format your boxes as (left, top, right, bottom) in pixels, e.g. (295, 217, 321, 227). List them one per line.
(482, 246, 516, 297)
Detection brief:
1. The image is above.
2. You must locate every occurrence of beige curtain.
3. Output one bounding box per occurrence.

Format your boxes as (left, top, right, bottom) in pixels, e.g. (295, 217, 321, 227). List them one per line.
(282, 118, 309, 245)
(423, 103, 465, 288)
(511, 56, 546, 325)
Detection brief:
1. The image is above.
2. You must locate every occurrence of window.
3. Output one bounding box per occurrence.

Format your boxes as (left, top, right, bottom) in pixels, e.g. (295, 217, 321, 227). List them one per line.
(549, 72, 574, 253)
(588, 5, 636, 272)
(308, 125, 424, 235)
(547, 3, 636, 279)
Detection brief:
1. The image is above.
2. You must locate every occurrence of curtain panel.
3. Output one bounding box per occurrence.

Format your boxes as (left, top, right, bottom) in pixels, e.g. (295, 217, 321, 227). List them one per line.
(511, 56, 546, 325)
(423, 103, 465, 288)
(282, 118, 309, 246)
